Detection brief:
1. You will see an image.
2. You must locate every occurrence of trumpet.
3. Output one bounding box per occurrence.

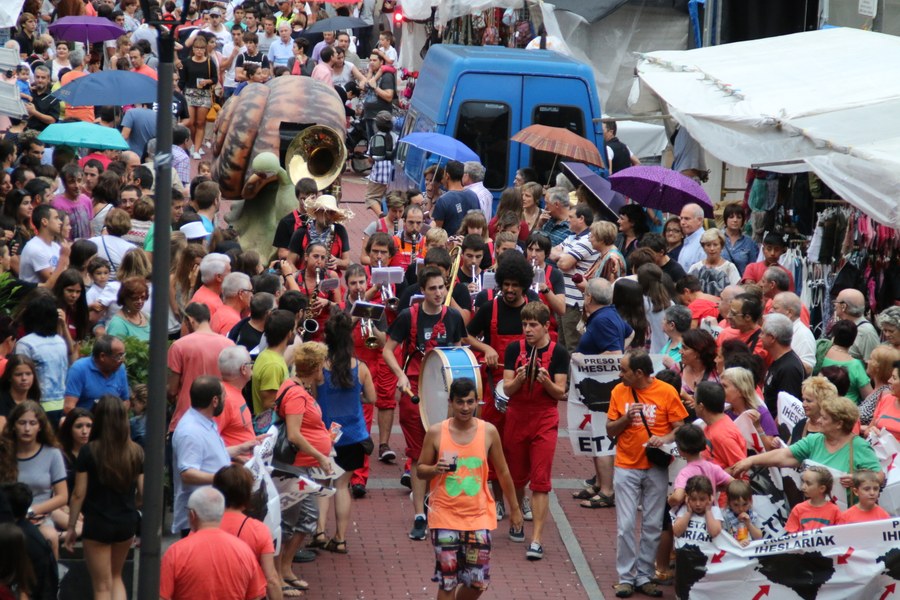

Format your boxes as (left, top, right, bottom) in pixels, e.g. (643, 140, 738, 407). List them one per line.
(531, 258, 542, 293)
(444, 245, 462, 307)
(378, 260, 399, 311)
(394, 218, 401, 237)
(302, 268, 322, 337)
(358, 293, 379, 349)
(410, 232, 420, 276)
(471, 264, 481, 295)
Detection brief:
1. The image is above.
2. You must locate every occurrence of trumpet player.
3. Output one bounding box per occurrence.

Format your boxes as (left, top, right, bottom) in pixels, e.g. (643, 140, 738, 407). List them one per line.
(287, 194, 353, 274)
(396, 247, 474, 324)
(343, 264, 388, 498)
(456, 234, 486, 297)
(502, 302, 569, 561)
(360, 193, 406, 265)
(361, 233, 398, 307)
(525, 232, 566, 340)
(297, 242, 341, 342)
(392, 204, 426, 273)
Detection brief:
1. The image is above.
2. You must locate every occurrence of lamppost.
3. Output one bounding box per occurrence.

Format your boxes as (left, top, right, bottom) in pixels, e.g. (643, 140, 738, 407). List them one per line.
(135, 1, 186, 597)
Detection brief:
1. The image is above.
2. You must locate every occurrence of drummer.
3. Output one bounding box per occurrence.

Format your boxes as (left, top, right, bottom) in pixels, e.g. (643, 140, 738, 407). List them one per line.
(396, 247, 474, 323)
(502, 302, 569, 561)
(383, 266, 468, 541)
(465, 251, 537, 521)
(343, 264, 389, 497)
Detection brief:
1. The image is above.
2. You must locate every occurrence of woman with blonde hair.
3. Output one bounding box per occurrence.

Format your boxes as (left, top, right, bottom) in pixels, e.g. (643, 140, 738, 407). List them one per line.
(721, 367, 778, 450)
(688, 228, 740, 296)
(859, 345, 900, 425)
(581, 221, 625, 286)
(789, 375, 839, 443)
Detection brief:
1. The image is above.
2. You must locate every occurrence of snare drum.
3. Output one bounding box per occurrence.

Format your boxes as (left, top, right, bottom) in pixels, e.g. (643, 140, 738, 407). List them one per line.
(494, 381, 509, 414)
(418, 347, 483, 429)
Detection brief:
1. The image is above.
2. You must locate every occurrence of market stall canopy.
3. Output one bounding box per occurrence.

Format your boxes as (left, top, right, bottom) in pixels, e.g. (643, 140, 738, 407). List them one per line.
(629, 27, 900, 228)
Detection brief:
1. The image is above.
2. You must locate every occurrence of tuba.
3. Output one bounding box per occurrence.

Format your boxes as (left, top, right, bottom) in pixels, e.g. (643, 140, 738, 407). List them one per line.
(285, 125, 348, 194)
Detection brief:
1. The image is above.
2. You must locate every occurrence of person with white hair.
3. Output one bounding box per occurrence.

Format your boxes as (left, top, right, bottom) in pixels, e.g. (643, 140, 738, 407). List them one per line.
(770, 292, 815, 374)
(190, 252, 231, 318)
(676, 203, 706, 273)
(214, 345, 256, 447)
(463, 161, 493, 219)
(760, 313, 805, 416)
(160, 486, 267, 600)
(211, 272, 252, 335)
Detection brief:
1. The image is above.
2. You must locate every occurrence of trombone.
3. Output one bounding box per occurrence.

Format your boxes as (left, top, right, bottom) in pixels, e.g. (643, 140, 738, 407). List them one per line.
(357, 293, 380, 349)
(444, 245, 462, 307)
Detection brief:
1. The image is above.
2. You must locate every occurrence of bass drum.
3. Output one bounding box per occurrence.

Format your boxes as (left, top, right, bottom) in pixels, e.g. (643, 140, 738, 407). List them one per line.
(418, 347, 483, 429)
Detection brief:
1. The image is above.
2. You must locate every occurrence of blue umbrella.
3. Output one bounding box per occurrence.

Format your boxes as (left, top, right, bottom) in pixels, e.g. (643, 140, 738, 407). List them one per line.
(560, 161, 626, 223)
(53, 70, 158, 106)
(38, 122, 129, 151)
(399, 132, 479, 163)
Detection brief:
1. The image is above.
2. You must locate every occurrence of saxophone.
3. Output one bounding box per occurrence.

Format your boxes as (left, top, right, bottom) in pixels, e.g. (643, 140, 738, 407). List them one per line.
(302, 268, 322, 338)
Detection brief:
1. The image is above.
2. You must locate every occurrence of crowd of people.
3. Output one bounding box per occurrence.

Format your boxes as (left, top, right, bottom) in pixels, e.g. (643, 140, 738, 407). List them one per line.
(1, 2, 900, 600)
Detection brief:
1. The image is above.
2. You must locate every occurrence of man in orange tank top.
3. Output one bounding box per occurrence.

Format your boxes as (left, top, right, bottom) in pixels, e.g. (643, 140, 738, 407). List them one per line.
(418, 378, 522, 600)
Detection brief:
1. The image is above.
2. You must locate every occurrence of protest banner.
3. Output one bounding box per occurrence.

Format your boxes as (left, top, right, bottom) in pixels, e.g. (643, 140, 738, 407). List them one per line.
(674, 517, 900, 599)
(244, 431, 282, 553)
(566, 354, 620, 457)
(777, 392, 805, 441)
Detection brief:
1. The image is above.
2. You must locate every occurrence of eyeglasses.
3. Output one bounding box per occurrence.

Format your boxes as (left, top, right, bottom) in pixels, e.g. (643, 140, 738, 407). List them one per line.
(728, 310, 746, 318)
(112, 352, 127, 361)
(835, 300, 847, 306)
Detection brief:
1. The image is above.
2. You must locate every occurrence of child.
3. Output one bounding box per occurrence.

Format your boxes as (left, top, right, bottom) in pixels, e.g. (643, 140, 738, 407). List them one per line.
(784, 465, 842, 533)
(838, 470, 890, 524)
(375, 31, 397, 65)
(197, 160, 212, 178)
(130, 383, 148, 447)
(722, 480, 764, 545)
(15, 64, 32, 103)
(668, 423, 732, 509)
(86, 256, 121, 326)
(740, 232, 794, 291)
(672, 475, 723, 539)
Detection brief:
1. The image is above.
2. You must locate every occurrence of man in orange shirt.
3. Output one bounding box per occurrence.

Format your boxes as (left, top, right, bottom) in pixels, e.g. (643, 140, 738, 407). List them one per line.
(59, 50, 94, 123)
(717, 293, 769, 364)
(160, 486, 267, 600)
(211, 272, 252, 335)
(129, 46, 158, 80)
(694, 381, 747, 472)
(607, 350, 687, 598)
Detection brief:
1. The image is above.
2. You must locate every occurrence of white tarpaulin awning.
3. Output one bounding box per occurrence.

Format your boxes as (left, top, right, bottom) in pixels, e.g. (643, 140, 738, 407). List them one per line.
(629, 27, 900, 228)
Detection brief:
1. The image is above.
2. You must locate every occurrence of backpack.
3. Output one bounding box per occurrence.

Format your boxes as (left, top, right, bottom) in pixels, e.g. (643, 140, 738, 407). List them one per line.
(369, 131, 394, 161)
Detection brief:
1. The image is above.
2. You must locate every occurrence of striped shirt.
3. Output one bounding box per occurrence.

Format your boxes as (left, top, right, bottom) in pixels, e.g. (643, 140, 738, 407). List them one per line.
(560, 230, 599, 308)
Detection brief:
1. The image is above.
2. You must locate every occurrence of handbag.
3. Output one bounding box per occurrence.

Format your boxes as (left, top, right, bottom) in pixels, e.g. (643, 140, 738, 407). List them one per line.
(269, 384, 302, 467)
(634, 388, 672, 469)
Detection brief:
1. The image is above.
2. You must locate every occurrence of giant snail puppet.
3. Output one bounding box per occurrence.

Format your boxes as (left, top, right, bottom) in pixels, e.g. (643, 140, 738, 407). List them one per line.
(212, 75, 349, 258)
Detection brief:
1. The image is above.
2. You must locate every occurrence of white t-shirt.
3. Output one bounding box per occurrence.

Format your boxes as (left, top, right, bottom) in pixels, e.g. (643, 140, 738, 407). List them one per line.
(792, 319, 816, 370)
(89, 235, 137, 281)
(19, 237, 60, 284)
(672, 504, 724, 543)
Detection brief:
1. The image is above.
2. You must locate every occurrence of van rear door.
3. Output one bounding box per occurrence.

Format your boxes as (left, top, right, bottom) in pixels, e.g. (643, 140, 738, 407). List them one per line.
(521, 75, 602, 182)
(450, 73, 522, 193)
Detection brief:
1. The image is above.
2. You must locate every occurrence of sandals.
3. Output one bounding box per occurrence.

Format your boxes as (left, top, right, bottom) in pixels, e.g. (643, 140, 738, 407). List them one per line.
(324, 538, 348, 554)
(580, 492, 615, 509)
(281, 585, 305, 597)
(572, 484, 601, 500)
(653, 568, 674, 586)
(283, 578, 309, 591)
(306, 531, 327, 549)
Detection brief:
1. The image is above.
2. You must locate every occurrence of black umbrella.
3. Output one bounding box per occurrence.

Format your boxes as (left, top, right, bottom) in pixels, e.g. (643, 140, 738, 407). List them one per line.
(305, 16, 368, 33)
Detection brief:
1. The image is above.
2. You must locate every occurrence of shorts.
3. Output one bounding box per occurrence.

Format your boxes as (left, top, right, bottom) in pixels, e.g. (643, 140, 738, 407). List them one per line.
(83, 513, 139, 544)
(185, 87, 212, 108)
(503, 407, 559, 493)
(398, 376, 426, 461)
(365, 182, 388, 212)
(431, 529, 492, 592)
(334, 441, 366, 472)
(273, 467, 321, 536)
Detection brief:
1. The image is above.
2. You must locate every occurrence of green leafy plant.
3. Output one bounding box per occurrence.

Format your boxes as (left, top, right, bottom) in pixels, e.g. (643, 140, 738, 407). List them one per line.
(0, 273, 23, 317)
(79, 336, 154, 389)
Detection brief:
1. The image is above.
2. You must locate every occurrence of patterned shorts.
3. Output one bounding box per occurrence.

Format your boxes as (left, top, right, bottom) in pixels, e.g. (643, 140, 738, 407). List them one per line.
(431, 529, 492, 592)
(185, 86, 212, 108)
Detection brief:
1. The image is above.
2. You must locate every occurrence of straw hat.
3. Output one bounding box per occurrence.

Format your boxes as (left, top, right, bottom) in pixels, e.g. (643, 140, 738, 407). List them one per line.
(304, 194, 354, 221)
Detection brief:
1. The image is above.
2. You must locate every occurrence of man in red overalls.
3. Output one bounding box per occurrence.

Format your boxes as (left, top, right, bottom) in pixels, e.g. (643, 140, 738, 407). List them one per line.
(502, 302, 570, 561)
(465, 251, 534, 521)
(344, 264, 388, 498)
(383, 266, 467, 541)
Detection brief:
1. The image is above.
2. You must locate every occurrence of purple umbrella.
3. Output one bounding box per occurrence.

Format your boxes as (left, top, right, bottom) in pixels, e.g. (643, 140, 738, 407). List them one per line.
(609, 165, 713, 218)
(560, 161, 626, 223)
(49, 16, 125, 46)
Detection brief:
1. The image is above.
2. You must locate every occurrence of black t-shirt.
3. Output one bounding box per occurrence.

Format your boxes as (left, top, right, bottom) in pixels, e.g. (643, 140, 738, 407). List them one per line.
(471, 268, 562, 311)
(398, 282, 473, 313)
(363, 70, 396, 119)
(287, 222, 350, 258)
(388, 305, 466, 351)
(235, 51, 270, 72)
(27, 90, 60, 131)
(228, 317, 264, 355)
(153, 91, 190, 122)
(273, 211, 305, 250)
(76, 444, 141, 523)
(15, 34, 34, 57)
(661, 259, 687, 286)
(503, 340, 570, 376)
(0, 389, 15, 419)
(763, 350, 806, 415)
(18, 517, 58, 600)
(467, 298, 529, 343)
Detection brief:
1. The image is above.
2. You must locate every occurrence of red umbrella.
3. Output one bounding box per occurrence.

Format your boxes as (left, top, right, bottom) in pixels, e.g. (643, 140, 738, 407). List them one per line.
(511, 124, 603, 167)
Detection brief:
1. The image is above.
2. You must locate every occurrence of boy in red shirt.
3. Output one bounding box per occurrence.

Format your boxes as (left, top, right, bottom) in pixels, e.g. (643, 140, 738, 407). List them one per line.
(838, 470, 891, 524)
(785, 466, 842, 533)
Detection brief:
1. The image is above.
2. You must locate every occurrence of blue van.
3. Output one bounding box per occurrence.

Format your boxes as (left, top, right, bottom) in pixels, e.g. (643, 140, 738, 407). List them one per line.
(396, 44, 606, 201)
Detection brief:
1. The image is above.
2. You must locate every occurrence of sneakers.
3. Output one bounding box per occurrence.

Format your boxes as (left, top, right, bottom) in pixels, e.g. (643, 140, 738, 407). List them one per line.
(522, 497, 533, 522)
(635, 582, 663, 597)
(351, 484, 367, 499)
(525, 542, 544, 561)
(378, 444, 396, 462)
(409, 515, 427, 540)
(496, 501, 506, 521)
(509, 524, 525, 543)
(614, 583, 634, 598)
(191, 151, 201, 160)
(400, 469, 411, 489)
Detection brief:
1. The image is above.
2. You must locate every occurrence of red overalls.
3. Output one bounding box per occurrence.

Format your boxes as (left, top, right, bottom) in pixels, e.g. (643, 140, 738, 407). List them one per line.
(537, 265, 559, 342)
(503, 341, 560, 493)
(399, 304, 448, 461)
(364, 265, 399, 411)
(348, 301, 382, 488)
(478, 297, 527, 436)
